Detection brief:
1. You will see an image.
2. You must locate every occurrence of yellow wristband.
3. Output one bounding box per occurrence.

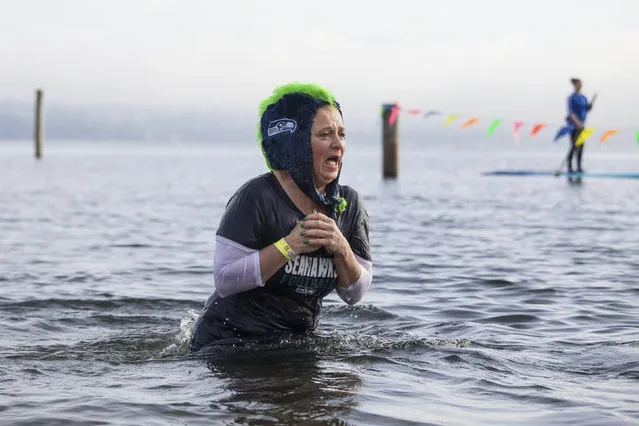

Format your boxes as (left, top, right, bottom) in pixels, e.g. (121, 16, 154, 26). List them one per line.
(274, 238, 295, 260)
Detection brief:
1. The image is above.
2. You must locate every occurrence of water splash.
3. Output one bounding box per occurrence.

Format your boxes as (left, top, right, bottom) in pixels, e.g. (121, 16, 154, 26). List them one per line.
(159, 309, 201, 357)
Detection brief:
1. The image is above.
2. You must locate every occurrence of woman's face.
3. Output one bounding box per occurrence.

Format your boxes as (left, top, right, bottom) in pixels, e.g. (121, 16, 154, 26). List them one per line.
(310, 105, 346, 192)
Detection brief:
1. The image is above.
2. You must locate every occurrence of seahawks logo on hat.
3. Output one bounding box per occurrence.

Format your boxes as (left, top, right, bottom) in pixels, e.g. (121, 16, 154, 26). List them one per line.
(267, 118, 297, 137)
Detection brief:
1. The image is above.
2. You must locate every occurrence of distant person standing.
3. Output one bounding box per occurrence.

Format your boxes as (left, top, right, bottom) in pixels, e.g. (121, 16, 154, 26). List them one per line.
(566, 78, 597, 173)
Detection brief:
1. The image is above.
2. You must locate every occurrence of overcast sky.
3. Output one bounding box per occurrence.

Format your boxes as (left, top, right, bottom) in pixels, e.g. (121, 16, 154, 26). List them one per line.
(1, 0, 638, 127)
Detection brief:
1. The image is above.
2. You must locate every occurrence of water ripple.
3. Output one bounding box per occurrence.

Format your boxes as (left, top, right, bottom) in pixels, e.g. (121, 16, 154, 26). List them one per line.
(1, 143, 638, 425)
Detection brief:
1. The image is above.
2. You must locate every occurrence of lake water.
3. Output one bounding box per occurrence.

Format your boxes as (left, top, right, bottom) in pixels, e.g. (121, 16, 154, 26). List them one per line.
(1, 136, 638, 425)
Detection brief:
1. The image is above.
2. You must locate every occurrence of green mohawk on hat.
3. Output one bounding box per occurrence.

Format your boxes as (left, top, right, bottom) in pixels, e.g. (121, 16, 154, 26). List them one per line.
(257, 82, 338, 170)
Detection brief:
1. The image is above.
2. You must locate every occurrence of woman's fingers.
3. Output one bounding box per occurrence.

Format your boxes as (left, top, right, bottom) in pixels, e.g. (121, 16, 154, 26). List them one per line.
(301, 214, 338, 231)
(300, 228, 331, 239)
(286, 220, 320, 254)
(304, 212, 333, 222)
(299, 229, 342, 251)
(301, 219, 329, 230)
(297, 213, 347, 253)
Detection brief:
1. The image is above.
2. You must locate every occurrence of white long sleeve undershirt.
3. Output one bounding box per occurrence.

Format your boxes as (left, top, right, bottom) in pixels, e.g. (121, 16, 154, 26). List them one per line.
(212, 235, 372, 305)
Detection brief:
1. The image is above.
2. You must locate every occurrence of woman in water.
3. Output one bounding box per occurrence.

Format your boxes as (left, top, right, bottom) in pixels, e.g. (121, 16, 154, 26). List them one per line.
(189, 82, 373, 352)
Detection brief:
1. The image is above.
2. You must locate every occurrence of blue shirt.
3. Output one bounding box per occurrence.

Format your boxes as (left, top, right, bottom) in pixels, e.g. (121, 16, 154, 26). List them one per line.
(566, 93, 590, 126)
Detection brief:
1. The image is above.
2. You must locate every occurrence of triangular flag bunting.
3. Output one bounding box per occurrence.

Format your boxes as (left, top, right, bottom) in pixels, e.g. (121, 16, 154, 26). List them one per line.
(530, 123, 546, 136)
(388, 107, 399, 126)
(600, 129, 619, 143)
(424, 110, 441, 118)
(486, 120, 502, 136)
(513, 121, 524, 144)
(462, 117, 480, 128)
(444, 115, 459, 126)
(382, 105, 639, 148)
(576, 128, 595, 147)
(554, 126, 573, 142)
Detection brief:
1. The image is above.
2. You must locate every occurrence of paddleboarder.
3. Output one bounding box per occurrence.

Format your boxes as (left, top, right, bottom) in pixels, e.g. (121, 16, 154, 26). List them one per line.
(566, 78, 597, 173)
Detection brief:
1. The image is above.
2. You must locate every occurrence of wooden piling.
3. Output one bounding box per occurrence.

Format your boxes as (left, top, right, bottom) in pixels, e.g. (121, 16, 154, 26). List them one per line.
(34, 89, 43, 159)
(381, 103, 398, 178)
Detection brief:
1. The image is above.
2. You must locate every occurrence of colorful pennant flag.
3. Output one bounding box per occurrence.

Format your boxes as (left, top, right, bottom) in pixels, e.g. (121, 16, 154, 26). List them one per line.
(576, 128, 595, 147)
(444, 115, 459, 126)
(388, 107, 399, 126)
(486, 120, 502, 136)
(462, 117, 480, 128)
(513, 121, 524, 144)
(600, 129, 619, 143)
(530, 123, 546, 136)
(383, 101, 639, 148)
(554, 126, 573, 142)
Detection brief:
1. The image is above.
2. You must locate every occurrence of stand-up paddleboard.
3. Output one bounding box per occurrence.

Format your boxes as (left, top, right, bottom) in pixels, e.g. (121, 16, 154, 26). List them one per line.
(482, 170, 639, 180)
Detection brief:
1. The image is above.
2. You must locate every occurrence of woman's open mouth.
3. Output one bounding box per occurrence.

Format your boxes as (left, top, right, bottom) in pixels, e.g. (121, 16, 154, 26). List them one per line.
(324, 155, 340, 170)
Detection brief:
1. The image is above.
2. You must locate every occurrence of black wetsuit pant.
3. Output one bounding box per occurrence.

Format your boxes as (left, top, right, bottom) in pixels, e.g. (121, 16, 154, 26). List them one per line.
(567, 128, 584, 172)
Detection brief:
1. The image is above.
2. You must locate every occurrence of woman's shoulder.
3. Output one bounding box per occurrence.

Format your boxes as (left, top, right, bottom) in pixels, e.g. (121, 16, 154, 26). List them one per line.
(337, 184, 368, 220)
(228, 172, 277, 200)
(338, 184, 363, 205)
(236, 172, 274, 191)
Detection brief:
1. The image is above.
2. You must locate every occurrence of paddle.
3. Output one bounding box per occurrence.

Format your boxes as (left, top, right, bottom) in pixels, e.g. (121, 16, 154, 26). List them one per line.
(553, 157, 566, 177)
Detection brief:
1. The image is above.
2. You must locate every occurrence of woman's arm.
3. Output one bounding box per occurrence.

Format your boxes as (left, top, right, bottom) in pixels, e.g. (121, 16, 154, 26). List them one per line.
(214, 219, 318, 297)
(332, 237, 365, 288)
(258, 244, 289, 283)
(213, 236, 292, 298)
(335, 255, 373, 305)
(213, 236, 262, 297)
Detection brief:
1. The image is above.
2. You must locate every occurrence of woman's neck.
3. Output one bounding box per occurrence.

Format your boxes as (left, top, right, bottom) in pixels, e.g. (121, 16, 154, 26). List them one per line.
(273, 170, 325, 216)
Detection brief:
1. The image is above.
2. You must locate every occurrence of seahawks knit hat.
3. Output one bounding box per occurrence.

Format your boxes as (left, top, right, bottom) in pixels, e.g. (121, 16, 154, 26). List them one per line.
(258, 82, 347, 215)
